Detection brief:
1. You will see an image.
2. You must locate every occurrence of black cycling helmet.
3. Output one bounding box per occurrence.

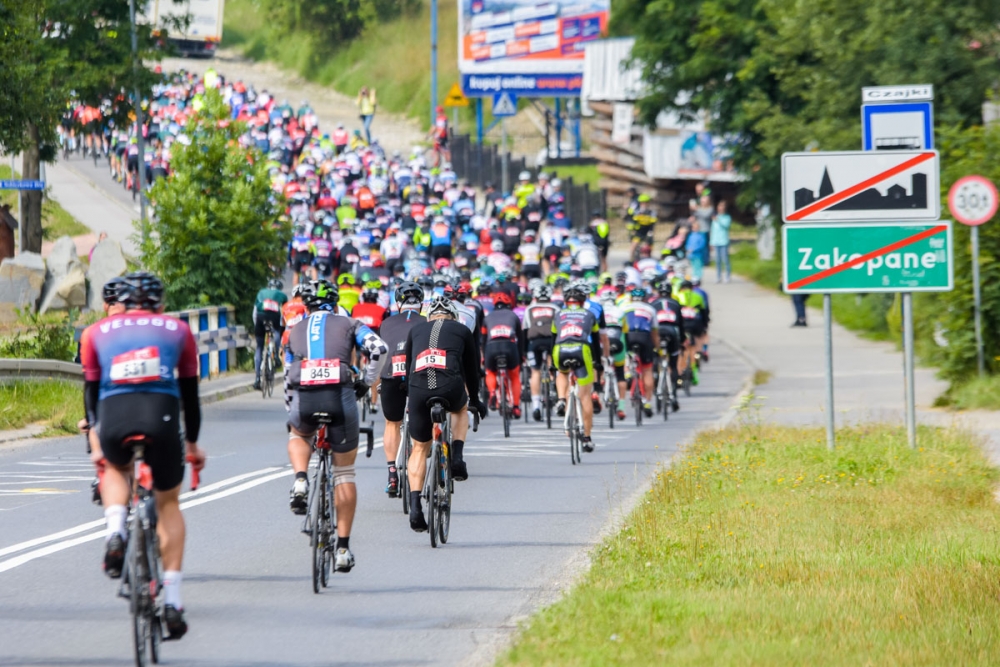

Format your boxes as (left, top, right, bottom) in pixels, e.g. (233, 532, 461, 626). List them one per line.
(516, 291, 532, 306)
(117, 272, 164, 311)
(680, 280, 694, 290)
(268, 278, 284, 291)
(657, 281, 673, 297)
(394, 280, 423, 306)
(102, 276, 126, 305)
(564, 285, 586, 304)
(304, 279, 338, 311)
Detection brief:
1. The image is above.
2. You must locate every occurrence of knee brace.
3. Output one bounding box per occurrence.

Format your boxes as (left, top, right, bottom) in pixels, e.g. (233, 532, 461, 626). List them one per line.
(333, 464, 356, 487)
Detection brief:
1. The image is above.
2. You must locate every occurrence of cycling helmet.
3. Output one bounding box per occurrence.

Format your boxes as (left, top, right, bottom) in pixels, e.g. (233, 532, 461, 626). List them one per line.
(614, 271, 627, 285)
(311, 225, 325, 238)
(532, 283, 552, 301)
(490, 239, 504, 252)
(518, 170, 531, 182)
(291, 283, 308, 298)
(268, 278, 284, 291)
(305, 280, 339, 311)
(680, 280, 694, 290)
(657, 282, 673, 297)
(641, 268, 658, 283)
(426, 294, 458, 319)
(362, 285, 380, 303)
(337, 273, 356, 286)
(102, 276, 126, 305)
(516, 291, 532, 306)
(394, 280, 423, 306)
(435, 257, 451, 271)
(117, 272, 164, 311)
(570, 279, 591, 296)
(564, 285, 586, 304)
(492, 291, 514, 308)
(630, 286, 647, 300)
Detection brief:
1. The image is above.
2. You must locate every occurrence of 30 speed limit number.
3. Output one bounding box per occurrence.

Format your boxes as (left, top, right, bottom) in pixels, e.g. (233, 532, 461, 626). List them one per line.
(948, 175, 999, 226)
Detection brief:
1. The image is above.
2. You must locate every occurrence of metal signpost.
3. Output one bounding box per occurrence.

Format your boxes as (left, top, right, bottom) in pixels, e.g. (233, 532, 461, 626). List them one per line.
(492, 92, 518, 194)
(948, 175, 999, 377)
(1, 176, 46, 254)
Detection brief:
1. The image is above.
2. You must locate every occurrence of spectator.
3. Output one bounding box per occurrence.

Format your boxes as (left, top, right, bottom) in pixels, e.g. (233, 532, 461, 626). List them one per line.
(792, 294, 808, 327)
(89, 231, 108, 262)
(357, 86, 377, 144)
(710, 200, 732, 283)
(685, 220, 706, 281)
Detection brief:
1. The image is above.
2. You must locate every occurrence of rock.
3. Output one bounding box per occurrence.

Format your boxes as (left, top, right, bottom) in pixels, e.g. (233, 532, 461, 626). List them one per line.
(85, 240, 127, 311)
(40, 236, 87, 313)
(0, 252, 46, 323)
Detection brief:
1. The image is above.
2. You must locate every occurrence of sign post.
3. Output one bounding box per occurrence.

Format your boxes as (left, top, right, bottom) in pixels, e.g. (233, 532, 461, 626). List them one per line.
(948, 175, 999, 376)
(492, 92, 518, 195)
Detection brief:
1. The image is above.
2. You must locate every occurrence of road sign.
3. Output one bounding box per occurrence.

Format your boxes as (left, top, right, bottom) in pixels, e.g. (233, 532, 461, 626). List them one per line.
(948, 175, 998, 226)
(0, 179, 44, 190)
(862, 102, 933, 151)
(443, 83, 469, 108)
(781, 150, 940, 223)
(782, 221, 952, 294)
(861, 84, 934, 104)
(492, 92, 518, 117)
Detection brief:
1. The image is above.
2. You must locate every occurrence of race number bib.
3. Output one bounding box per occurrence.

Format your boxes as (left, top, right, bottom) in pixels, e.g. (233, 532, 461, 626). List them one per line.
(657, 310, 677, 323)
(681, 307, 699, 320)
(345, 254, 360, 264)
(391, 354, 407, 378)
(490, 325, 513, 339)
(505, 227, 520, 237)
(560, 324, 584, 339)
(263, 299, 281, 312)
(300, 359, 341, 386)
(415, 348, 447, 371)
(286, 313, 304, 328)
(110, 347, 161, 384)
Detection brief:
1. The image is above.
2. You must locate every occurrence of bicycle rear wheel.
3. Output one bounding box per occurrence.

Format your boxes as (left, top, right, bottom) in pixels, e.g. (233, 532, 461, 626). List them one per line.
(130, 527, 151, 667)
(543, 371, 552, 429)
(321, 466, 333, 588)
(428, 442, 438, 548)
(310, 456, 326, 594)
(608, 385, 615, 430)
(400, 420, 411, 514)
(568, 399, 578, 465)
(633, 384, 643, 427)
(500, 371, 510, 438)
(261, 346, 270, 399)
(438, 445, 452, 544)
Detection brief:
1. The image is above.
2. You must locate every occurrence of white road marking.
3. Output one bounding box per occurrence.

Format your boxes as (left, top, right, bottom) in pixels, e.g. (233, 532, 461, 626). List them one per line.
(0, 465, 288, 571)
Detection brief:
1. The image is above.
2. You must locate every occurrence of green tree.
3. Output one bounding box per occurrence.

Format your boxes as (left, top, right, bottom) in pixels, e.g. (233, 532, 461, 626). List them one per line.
(0, 0, 164, 253)
(263, 0, 418, 47)
(140, 89, 288, 327)
(612, 0, 1000, 211)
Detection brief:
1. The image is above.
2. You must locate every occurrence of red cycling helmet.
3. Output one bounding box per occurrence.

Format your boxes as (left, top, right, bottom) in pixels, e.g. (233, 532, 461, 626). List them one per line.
(458, 281, 473, 295)
(435, 257, 451, 271)
(491, 291, 514, 308)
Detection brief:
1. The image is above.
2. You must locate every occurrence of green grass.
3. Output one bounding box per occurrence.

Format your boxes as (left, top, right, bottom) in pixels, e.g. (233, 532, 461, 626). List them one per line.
(0, 381, 83, 435)
(0, 165, 90, 240)
(546, 164, 600, 188)
(500, 421, 1000, 666)
(224, 0, 465, 129)
(730, 244, 894, 341)
(936, 375, 1000, 410)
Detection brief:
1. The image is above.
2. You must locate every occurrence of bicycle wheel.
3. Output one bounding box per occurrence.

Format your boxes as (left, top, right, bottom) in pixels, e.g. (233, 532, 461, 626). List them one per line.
(500, 371, 510, 438)
(261, 349, 270, 400)
(568, 397, 578, 465)
(320, 467, 332, 588)
(634, 383, 643, 427)
(438, 445, 452, 544)
(683, 367, 692, 397)
(130, 527, 151, 667)
(400, 420, 411, 514)
(145, 530, 162, 665)
(607, 384, 615, 430)
(543, 371, 552, 429)
(428, 442, 438, 548)
(265, 350, 274, 398)
(310, 456, 326, 594)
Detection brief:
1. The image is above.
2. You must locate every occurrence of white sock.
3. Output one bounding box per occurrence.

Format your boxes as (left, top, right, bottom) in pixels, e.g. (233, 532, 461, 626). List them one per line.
(531, 395, 541, 410)
(104, 505, 128, 542)
(163, 570, 183, 609)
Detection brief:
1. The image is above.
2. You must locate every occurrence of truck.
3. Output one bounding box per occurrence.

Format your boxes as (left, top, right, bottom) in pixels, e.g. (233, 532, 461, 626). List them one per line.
(142, 0, 225, 58)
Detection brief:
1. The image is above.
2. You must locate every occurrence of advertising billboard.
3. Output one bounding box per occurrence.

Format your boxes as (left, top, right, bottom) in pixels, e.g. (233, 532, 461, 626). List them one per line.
(459, 0, 610, 97)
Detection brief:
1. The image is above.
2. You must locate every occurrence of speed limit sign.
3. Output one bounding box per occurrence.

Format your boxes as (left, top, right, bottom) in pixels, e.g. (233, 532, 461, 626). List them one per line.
(948, 175, 998, 226)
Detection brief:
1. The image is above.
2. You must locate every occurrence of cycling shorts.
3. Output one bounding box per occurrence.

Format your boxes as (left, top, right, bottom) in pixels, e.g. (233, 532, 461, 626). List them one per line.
(288, 386, 359, 453)
(254, 312, 283, 341)
(630, 226, 654, 244)
(97, 393, 184, 492)
(684, 317, 705, 339)
(379, 377, 407, 423)
(292, 250, 313, 274)
(657, 325, 681, 358)
(485, 341, 519, 371)
(314, 258, 333, 278)
(526, 337, 554, 370)
(552, 343, 594, 386)
(607, 326, 625, 357)
(430, 245, 452, 261)
(626, 331, 655, 367)
(407, 385, 468, 443)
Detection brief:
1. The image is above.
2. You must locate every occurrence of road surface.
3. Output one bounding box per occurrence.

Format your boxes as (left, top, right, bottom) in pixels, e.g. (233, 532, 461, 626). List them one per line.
(0, 347, 748, 666)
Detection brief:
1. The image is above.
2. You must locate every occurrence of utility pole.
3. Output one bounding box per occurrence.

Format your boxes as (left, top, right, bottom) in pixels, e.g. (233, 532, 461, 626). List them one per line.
(430, 0, 438, 128)
(129, 0, 148, 245)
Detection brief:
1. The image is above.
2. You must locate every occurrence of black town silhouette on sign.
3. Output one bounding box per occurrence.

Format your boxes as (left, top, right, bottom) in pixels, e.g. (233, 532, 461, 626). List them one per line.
(794, 168, 927, 212)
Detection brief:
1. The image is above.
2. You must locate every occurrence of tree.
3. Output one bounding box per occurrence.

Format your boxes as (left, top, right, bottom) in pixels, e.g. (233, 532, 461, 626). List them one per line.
(0, 0, 162, 253)
(140, 90, 289, 327)
(612, 0, 1000, 212)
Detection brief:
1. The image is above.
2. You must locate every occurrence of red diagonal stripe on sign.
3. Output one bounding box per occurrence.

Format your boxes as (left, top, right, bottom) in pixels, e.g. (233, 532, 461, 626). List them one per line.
(788, 224, 947, 290)
(787, 152, 936, 221)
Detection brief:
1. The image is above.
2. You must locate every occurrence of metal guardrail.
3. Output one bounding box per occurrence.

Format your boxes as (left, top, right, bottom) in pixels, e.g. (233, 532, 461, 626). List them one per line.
(0, 359, 84, 383)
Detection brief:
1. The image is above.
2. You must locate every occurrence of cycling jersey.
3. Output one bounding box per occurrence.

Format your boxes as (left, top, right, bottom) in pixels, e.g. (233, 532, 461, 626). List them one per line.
(621, 300, 656, 333)
(351, 302, 387, 331)
(286, 311, 386, 389)
(429, 221, 452, 247)
(254, 288, 288, 322)
(522, 302, 559, 339)
(379, 309, 426, 381)
(80, 311, 199, 401)
(552, 307, 598, 345)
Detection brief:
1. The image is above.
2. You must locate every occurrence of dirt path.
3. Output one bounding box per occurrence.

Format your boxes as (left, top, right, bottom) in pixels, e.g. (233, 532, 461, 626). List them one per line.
(161, 50, 424, 153)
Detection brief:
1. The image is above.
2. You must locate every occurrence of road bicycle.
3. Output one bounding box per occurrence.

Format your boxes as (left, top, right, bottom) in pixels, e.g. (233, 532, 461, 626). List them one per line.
(397, 411, 412, 514)
(496, 355, 513, 438)
(422, 399, 477, 547)
(521, 361, 532, 425)
(654, 345, 675, 422)
(116, 435, 200, 667)
(626, 349, 644, 426)
(603, 360, 619, 430)
(540, 351, 554, 429)
(261, 322, 278, 399)
(303, 412, 374, 592)
(561, 362, 585, 465)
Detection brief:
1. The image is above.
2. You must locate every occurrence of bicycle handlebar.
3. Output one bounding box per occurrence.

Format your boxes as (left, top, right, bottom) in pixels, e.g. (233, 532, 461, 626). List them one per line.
(472, 412, 480, 433)
(359, 425, 375, 458)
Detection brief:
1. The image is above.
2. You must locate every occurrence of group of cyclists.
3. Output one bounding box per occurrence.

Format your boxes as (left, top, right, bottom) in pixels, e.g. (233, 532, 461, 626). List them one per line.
(73, 67, 716, 647)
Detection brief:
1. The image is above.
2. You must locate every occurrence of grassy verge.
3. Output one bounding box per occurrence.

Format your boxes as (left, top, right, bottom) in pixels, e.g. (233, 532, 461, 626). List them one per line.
(500, 420, 1000, 666)
(0, 165, 90, 240)
(730, 244, 894, 341)
(546, 164, 600, 188)
(936, 375, 1000, 410)
(0, 381, 83, 435)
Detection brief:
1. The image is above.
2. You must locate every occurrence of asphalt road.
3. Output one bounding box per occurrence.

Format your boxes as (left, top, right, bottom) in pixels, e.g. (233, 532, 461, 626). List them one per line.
(0, 346, 748, 667)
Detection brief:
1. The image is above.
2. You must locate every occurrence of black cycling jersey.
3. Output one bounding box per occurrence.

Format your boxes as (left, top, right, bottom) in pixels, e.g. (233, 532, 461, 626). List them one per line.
(379, 309, 425, 381)
(404, 318, 480, 399)
(650, 297, 686, 341)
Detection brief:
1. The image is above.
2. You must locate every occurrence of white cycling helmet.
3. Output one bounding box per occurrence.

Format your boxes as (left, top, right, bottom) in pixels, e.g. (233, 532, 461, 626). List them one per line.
(427, 294, 458, 319)
(532, 283, 552, 301)
(490, 239, 504, 252)
(518, 170, 531, 182)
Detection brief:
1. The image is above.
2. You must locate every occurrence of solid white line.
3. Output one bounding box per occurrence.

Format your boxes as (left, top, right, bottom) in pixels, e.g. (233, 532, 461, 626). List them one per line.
(0, 468, 291, 574)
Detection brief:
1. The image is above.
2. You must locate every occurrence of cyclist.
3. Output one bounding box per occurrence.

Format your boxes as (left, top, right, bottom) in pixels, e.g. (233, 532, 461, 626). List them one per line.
(522, 283, 559, 422)
(310, 226, 334, 280)
(284, 282, 388, 572)
(630, 194, 657, 260)
(676, 280, 708, 386)
(253, 278, 288, 391)
(589, 210, 610, 272)
(280, 284, 310, 349)
(621, 286, 660, 417)
(650, 282, 684, 412)
(429, 215, 453, 263)
(79, 271, 205, 640)
(551, 283, 600, 452)
(289, 225, 313, 286)
(336, 273, 362, 313)
(378, 282, 426, 497)
(599, 292, 629, 421)
(403, 296, 486, 531)
(351, 283, 388, 331)
(483, 290, 525, 418)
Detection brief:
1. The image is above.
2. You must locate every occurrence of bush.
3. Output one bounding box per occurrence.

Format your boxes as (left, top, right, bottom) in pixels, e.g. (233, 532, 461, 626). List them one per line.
(141, 89, 288, 329)
(0, 309, 78, 361)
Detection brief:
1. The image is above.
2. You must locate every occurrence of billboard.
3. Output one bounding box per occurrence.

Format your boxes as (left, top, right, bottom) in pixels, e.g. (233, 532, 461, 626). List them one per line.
(459, 0, 610, 97)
